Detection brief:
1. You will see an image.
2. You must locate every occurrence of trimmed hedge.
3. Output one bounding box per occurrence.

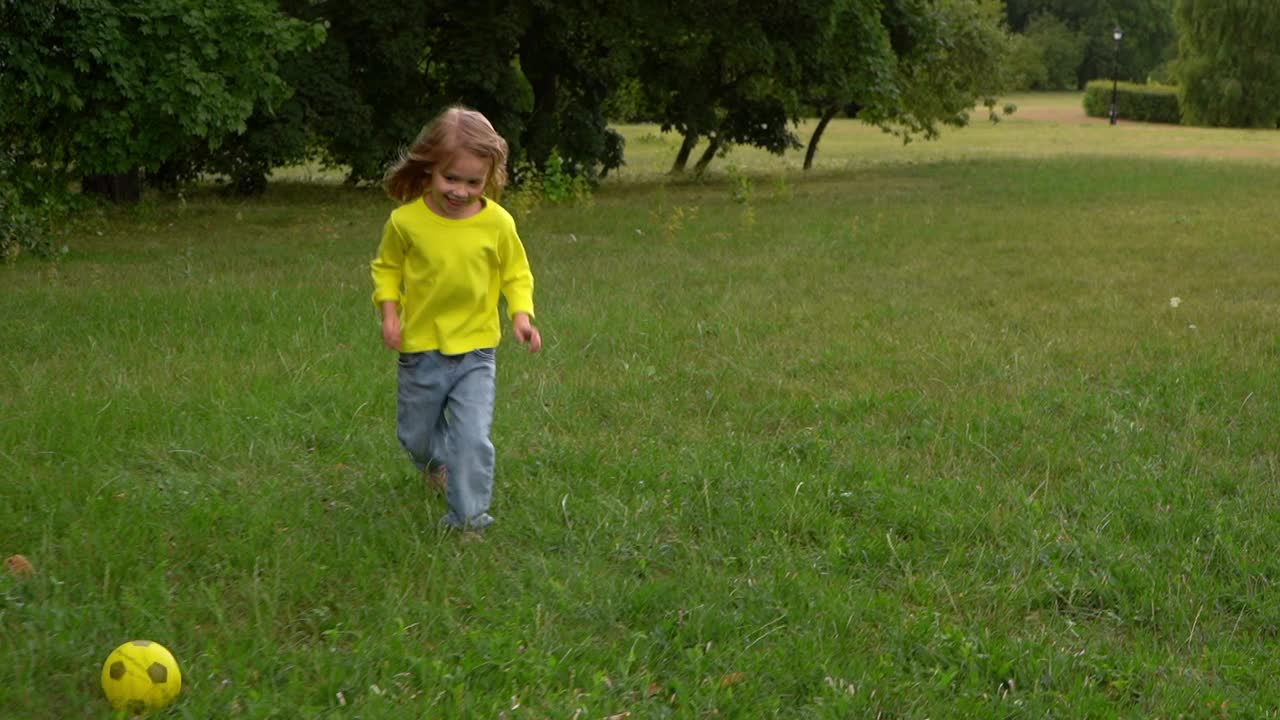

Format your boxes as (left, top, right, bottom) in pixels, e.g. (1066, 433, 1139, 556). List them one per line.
(1083, 81, 1181, 124)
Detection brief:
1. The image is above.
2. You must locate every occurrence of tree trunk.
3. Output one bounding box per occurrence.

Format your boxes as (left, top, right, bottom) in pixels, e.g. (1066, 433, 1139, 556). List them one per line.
(518, 26, 560, 171)
(804, 106, 840, 171)
(81, 170, 142, 204)
(692, 135, 722, 175)
(669, 131, 698, 174)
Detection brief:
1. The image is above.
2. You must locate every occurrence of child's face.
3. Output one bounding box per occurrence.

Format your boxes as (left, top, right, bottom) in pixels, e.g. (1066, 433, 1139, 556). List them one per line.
(426, 149, 491, 219)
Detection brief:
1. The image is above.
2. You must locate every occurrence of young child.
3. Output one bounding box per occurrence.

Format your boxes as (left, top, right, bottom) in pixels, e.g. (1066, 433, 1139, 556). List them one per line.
(371, 106, 541, 532)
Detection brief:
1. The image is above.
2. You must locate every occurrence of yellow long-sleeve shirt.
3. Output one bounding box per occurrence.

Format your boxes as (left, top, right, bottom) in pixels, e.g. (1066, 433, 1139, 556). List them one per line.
(370, 197, 535, 355)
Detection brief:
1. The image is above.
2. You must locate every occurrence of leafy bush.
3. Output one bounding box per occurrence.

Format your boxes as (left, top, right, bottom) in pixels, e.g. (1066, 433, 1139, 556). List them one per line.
(603, 77, 652, 123)
(1004, 34, 1048, 91)
(0, 196, 52, 264)
(1005, 13, 1086, 91)
(1175, 0, 1280, 128)
(1083, 81, 1181, 124)
(1026, 14, 1087, 90)
(506, 149, 593, 219)
(0, 0, 322, 195)
(0, 152, 67, 262)
(151, 98, 312, 196)
(1146, 61, 1177, 86)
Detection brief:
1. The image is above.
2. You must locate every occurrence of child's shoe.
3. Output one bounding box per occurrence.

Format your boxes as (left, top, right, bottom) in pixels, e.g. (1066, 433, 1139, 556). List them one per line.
(441, 511, 494, 532)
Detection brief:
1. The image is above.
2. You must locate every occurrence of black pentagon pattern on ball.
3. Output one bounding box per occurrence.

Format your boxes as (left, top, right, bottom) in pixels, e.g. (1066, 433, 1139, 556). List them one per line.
(128, 699, 147, 715)
(110, 661, 127, 680)
(148, 662, 168, 684)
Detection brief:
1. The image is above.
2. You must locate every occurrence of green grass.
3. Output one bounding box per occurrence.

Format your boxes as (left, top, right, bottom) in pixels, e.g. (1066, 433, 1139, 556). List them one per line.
(611, 92, 1280, 178)
(4, 97, 1280, 718)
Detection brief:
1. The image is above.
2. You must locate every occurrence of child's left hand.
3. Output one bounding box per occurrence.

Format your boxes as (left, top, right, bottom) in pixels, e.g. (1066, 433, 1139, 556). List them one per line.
(513, 313, 542, 353)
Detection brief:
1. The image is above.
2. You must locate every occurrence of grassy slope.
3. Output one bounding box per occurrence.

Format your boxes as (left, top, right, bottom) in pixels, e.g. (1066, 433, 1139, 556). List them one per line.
(3, 94, 1280, 718)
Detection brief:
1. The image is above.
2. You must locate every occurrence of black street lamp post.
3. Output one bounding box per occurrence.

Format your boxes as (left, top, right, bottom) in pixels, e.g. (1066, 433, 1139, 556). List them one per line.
(1109, 26, 1123, 125)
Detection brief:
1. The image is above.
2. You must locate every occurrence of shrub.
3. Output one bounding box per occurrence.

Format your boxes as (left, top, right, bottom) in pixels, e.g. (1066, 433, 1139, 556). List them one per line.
(0, 195, 52, 263)
(529, 150, 591, 204)
(0, 152, 67, 262)
(1005, 14, 1086, 91)
(506, 149, 593, 219)
(603, 77, 652, 123)
(1025, 14, 1086, 90)
(1147, 61, 1176, 86)
(1005, 34, 1048, 91)
(1083, 81, 1181, 124)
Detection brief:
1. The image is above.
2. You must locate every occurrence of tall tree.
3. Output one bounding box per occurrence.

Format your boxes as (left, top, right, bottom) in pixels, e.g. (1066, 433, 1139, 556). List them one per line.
(631, 0, 833, 174)
(1005, 0, 1176, 85)
(513, 0, 627, 179)
(802, 0, 1010, 170)
(267, 0, 622, 187)
(261, 0, 529, 186)
(800, 0, 899, 170)
(0, 0, 321, 201)
(891, 0, 1009, 134)
(1173, 0, 1280, 128)
(1017, 12, 1088, 90)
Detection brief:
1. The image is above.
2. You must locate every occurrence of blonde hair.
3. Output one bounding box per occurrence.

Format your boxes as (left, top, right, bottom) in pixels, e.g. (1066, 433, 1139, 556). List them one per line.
(383, 105, 509, 203)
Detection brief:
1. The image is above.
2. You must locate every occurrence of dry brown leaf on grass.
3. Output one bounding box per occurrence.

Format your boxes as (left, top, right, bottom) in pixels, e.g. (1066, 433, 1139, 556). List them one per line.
(6, 554, 35, 577)
(719, 672, 748, 688)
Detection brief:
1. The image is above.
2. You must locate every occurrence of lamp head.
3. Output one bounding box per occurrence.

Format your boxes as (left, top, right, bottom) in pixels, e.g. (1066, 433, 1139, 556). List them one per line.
(1113, 27, 1123, 41)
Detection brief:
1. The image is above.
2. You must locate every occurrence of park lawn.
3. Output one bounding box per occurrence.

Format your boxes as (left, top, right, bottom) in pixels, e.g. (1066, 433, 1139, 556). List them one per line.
(3, 104, 1280, 717)
(612, 92, 1280, 178)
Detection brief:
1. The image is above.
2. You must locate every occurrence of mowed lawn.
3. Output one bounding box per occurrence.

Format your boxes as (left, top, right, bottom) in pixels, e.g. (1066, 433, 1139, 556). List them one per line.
(4, 93, 1280, 718)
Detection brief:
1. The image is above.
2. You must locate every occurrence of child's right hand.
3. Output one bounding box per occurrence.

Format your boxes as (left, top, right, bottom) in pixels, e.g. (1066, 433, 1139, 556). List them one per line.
(381, 313, 402, 350)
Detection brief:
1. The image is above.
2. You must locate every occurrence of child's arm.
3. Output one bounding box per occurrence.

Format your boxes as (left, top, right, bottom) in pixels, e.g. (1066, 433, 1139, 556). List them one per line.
(497, 216, 538, 353)
(380, 302, 402, 350)
(512, 312, 541, 353)
(371, 217, 407, 351)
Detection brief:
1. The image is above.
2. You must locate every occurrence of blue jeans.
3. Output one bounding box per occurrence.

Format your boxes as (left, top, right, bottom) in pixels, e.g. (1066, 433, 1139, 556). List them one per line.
(396, 349, 497, 530)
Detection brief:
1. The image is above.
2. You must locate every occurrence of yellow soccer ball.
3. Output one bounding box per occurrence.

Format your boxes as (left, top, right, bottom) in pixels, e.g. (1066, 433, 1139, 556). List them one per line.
(100, 640, 182, 714)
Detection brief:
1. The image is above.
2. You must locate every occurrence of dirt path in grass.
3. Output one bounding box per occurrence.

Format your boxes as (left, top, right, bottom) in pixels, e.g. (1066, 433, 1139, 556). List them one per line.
(1015, 105, 1107, 123)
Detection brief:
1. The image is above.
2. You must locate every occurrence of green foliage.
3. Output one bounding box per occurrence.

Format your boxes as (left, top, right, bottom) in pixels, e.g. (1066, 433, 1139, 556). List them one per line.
(1005, 0, 1178, 87)
(602, 78, 651, 123)
(0, 0, 323, 187)
(506, 149, 593, 219)
(1083, 81, 1181, 124)
(513, 3, 629, 179)
(631, 0, 838, 173)
(154, 98, 313, 196)
(1015, 13, 1087, 90)
(804, 0, 898, 117)
(272, 0, 533, 184)
(1005, 33, 1050, 91)
(152, 38, 349, 196)
(0, 146, 87, 260)
(801, 0, 1012, 169)
(524, 150, 592, 205)
(269, 1, 623, 186)
(725, 165, 754, 205)
(1173, 0, 1280, 128)
(889, 0, 1012, 138)
(1146, 60, 1177, 86)
(0, 0, 1026, 200)
(0, 150, 74, 262)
